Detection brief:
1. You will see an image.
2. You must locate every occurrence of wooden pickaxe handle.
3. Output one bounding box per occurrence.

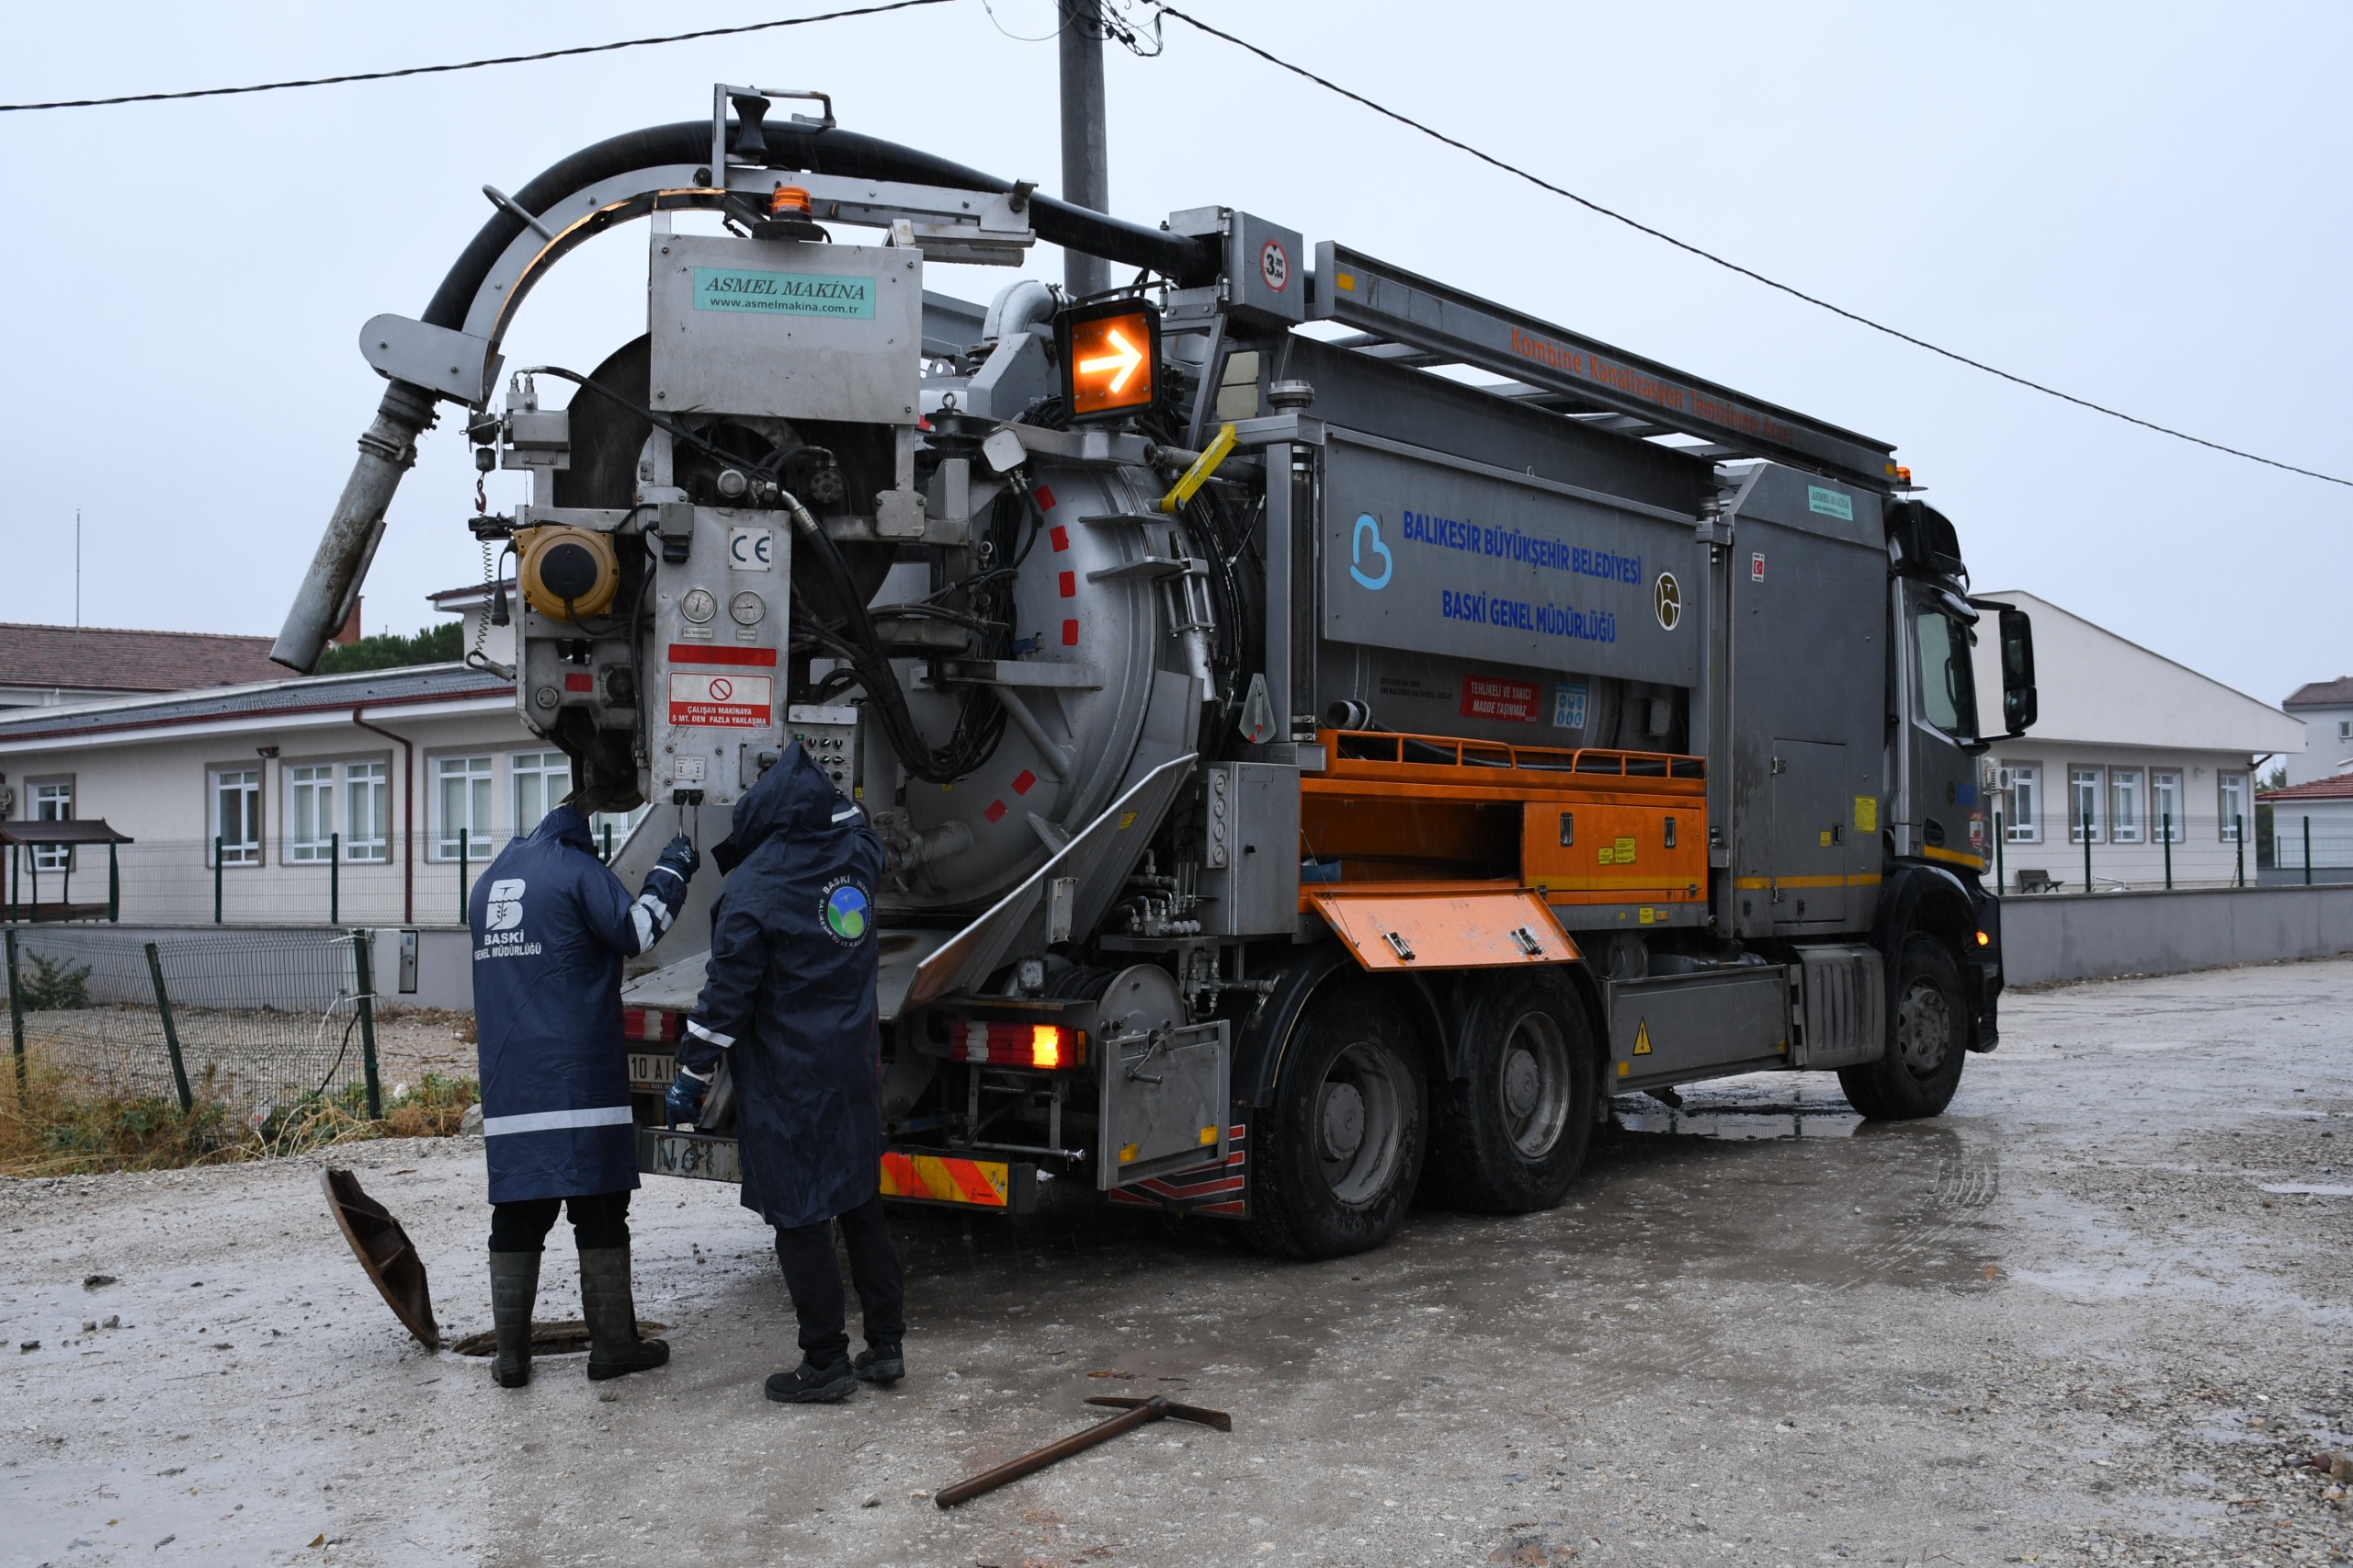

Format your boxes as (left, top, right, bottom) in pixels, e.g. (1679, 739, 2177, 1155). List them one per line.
(935, 1396, 1169, 1508)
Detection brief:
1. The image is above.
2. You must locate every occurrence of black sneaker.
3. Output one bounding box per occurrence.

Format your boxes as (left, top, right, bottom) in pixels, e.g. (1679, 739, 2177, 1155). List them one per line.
(765, 1357, 857, 1403)
(854, 1344, 904, 1385)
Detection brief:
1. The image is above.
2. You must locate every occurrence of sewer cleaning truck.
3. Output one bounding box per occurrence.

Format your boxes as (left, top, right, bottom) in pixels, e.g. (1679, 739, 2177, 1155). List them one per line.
(275, 87, 2039, 1258)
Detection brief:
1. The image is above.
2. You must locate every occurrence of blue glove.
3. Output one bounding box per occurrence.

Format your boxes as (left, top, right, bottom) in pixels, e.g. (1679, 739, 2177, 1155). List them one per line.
(664, 1067, 710, 1131)
(654, 833, 699, 886)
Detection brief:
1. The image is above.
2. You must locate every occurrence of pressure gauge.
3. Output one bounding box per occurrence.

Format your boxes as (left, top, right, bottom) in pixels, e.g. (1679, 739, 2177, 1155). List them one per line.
(679, 588, 717, 624)
(729, 590, 767, 627)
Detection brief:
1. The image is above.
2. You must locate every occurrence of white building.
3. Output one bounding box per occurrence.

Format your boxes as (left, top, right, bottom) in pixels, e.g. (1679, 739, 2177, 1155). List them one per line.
(2259, 774, 2353, 877)
(0, 587, 636, 927)
(1970, 591, 2303, 892)
(2281, 678, 2353, 787)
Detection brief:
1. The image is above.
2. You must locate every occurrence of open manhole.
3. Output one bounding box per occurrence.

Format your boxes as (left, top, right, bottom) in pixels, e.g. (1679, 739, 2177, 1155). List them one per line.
(448, 1320, 670, 1358)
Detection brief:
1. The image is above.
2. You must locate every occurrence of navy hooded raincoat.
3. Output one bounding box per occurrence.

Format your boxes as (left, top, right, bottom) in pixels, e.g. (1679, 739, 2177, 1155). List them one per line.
(676, 744, 885, 1232)
(470, 805, 687, 1203)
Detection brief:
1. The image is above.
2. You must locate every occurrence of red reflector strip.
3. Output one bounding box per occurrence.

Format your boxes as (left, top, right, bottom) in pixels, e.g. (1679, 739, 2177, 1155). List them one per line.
(1034, 486, 1056, 511)
(622, 1009, 679, 1042)
(1050, 525, 1070, 552)
(880, 1151, 1010, 1208)
(948, 1020, 1086, 1069)
(1058, 571, 1076, 597)
(665, 644, 778, 666)
(563, 673, 594, 691)
(1012, 769, 1037, 795)
(1062, 619, 1080, 646)
(984, 800, 1006, 824)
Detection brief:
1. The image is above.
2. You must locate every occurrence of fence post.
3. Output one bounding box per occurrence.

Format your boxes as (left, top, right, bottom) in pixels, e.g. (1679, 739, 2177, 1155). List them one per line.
(604, 820, 613, 864)
(7, 843, 16, 924)
(330, 832, 341, 926)
(2082, 812, 2093, 894)
(108, 841, 119, 923)
(213, 836, 223, 925)
(143, 941, 194, 1114)
(352, 930, 382, 1119)
(2162, 813, 2173, 891)
(6, 928, 24, 1094)
(458, 826, 470, 926)
(2305, 818, 2313, 887)
(2236, 814, 2245, 888)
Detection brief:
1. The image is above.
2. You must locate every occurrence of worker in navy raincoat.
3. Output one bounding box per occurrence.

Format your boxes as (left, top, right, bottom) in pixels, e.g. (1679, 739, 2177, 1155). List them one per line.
(665, 743, 904, 1404)
(471, 801, 698, 1388)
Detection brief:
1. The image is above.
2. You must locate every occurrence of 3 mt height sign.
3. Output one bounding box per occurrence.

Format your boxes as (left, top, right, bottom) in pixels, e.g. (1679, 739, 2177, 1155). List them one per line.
(1259, 239, 1291, 294)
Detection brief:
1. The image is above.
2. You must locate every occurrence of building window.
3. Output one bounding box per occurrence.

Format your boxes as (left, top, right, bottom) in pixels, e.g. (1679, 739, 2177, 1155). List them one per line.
(2068, 767, 2102, 843)
(2219, 772, 2248, 841)
(287, 765, 335, 863)
(2339, 720, 2351, 740)
(2152, 770, 2184, 843)
(211, 767, 261, 866)
(512, 750, 573, 839)
(587, 804, 651, 860)
(345, 760, 390, 862)
(436, 756, 494, 859)
(28, 778, 73, 871)
(2109, 768, 2143, 845)
(1996, 764, 2040, 844)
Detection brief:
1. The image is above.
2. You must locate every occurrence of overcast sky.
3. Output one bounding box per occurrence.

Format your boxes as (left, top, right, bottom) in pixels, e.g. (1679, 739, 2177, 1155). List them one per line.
(2, 1, 2346, 714)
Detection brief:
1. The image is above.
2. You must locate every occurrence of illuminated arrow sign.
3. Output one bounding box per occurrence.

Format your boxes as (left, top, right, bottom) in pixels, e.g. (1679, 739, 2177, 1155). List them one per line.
(1059, 301, 1161, 422)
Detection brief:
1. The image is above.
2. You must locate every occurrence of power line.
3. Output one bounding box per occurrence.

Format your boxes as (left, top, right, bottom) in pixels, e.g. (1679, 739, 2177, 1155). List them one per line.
(0, 0, 954, 113)
(1151, 4, 2352, 490)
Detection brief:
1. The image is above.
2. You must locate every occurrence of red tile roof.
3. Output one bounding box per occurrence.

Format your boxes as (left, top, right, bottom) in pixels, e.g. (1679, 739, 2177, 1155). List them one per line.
(2284, 677, 2353, 710)
(0, 621, 287, 694)
(2258, 775, 2353, 803)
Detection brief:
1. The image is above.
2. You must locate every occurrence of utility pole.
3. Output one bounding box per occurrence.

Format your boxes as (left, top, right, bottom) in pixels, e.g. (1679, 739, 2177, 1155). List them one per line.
(1059, 0, 1110, 299)
(74, 509, 82, 630)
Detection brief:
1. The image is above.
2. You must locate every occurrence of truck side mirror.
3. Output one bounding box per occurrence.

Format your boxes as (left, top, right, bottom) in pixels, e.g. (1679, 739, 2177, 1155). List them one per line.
(1997, 608, 2037, 735)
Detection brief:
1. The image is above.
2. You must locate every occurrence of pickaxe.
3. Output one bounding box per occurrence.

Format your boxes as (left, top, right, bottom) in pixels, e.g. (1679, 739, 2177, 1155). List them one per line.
(934, 1394, 1233, 1508)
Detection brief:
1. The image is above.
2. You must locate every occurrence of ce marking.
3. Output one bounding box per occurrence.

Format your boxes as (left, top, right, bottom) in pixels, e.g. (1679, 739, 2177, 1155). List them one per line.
(728, 526, 775, 572)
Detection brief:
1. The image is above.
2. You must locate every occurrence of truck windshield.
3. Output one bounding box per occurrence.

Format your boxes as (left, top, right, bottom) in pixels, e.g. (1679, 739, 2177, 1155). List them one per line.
(1913, 604, 1980, 743)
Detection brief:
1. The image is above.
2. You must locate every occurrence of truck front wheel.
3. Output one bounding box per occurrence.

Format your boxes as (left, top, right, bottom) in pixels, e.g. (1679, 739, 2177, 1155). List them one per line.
(1245, 980, 1427, 1259)
(1427, 973, 1597, 1214)
(1837, 935, 1966, 1119)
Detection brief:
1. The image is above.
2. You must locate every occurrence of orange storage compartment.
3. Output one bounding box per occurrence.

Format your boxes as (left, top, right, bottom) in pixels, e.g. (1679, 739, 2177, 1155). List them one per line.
(1520, 801, 1706, 906)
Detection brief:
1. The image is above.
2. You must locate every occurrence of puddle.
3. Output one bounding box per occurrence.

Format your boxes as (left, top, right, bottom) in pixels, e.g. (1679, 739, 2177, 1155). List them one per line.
(1611, 1098, 1861, 1141)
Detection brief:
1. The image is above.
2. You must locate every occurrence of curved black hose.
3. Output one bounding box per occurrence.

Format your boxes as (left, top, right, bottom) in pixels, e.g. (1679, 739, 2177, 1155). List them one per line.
(422, 119, 1218, 329)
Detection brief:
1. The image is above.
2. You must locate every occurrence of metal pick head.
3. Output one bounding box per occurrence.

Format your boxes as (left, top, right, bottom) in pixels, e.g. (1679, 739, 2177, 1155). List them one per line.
(1085, 1394, 1233, 1432)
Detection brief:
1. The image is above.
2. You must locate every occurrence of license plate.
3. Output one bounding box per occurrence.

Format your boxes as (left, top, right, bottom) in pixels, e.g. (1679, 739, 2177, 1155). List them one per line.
(628, 1052, 676, 1089)
(637, 1128, 740, 1183)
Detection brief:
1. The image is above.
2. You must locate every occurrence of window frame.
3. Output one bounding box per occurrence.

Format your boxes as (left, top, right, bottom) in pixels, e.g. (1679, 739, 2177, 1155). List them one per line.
(284, 763, 336, 864)
(1907, 592, 1982, 745)
(26, 775, 74, 872)
(1996, 762, 2041, 845)
(2150, 769, 2184, 844)
(2218, 772, 2249, 842)
(2068, 766, 2103, 844)
(510, 749, 574, 842)
(433, 754, 495, 861)
(209, 765, 264, 868)
(2109, 767, 2144, 846)
(344, 758, 391, 863)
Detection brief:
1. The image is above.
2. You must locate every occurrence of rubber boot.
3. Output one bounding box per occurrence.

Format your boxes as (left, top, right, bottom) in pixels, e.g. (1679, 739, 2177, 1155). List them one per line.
(488, 1250, 540, 1389)
(579, 1246, 669, 1381)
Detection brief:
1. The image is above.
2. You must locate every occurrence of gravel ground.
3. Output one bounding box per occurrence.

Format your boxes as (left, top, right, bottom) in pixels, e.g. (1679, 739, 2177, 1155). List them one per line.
(4, 958, 2349, 1568)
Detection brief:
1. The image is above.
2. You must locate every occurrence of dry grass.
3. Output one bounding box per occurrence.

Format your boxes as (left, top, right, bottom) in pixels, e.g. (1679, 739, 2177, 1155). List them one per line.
(0, 1044, 478, 1178)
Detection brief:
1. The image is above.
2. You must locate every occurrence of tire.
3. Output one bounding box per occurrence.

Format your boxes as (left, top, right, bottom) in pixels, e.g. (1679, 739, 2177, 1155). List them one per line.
(1838, 935, 1967, 1119)
(1245, 980, 1427, 1259)
(1427, 972, 1598, 1214)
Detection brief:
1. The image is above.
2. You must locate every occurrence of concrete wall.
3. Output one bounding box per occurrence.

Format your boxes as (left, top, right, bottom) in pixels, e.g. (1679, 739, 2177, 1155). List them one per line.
(2000, 884, 2353, 985)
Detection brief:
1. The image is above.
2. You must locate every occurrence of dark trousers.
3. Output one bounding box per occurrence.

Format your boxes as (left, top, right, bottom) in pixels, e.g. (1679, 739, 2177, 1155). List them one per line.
(771, 1193, 904, 1365)
(489, 1189, 631, 1253)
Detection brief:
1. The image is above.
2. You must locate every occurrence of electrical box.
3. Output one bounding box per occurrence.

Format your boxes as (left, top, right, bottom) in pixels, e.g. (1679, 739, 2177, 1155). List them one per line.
(647, 233, 922, 425)
(787, 703, 859, 796)
(645, 507, 790, 808)
(1199, 761, 1300, 936)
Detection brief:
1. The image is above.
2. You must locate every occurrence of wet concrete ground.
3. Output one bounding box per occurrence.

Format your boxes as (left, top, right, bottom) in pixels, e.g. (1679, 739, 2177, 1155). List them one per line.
(6, 958, 2351, 1567)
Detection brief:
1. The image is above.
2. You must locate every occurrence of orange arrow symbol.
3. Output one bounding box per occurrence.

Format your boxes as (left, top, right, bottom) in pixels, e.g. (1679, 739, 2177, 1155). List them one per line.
(1078, 327, 1144, 393)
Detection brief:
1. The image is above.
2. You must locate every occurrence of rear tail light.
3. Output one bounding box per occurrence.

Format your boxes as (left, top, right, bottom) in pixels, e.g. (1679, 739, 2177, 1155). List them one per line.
(623, 1008, 680, 1043)
(950, 1020, 1087, 1071)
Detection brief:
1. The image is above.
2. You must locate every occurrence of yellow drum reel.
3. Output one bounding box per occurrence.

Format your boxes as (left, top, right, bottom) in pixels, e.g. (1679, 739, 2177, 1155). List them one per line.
(516, 526, 620, 620)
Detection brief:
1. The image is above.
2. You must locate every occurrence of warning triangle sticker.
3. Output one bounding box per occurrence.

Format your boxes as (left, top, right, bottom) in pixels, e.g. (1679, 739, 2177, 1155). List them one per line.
(1633, 1019, 1652, 1055)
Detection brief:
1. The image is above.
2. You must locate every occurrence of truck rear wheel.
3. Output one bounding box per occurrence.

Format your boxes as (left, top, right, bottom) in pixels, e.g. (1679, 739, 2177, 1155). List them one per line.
(1245, 980, 1426, 1259)
(1837, 935, 1966, 1119)
(1427, 973, 1597, 1214)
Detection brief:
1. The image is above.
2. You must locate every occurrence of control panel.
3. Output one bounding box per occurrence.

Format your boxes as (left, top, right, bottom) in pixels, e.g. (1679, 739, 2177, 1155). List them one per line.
(788, 703, 860, 797)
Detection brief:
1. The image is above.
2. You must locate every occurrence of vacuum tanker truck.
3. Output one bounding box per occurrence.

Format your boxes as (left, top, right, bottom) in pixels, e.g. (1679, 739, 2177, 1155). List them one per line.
(278, 88, 2039, 1258)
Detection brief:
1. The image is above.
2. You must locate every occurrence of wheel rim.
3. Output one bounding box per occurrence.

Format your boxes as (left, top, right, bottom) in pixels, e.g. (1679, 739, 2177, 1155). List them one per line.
(1496, 1009, 1572, 1159)
(1894, 976, 1953, 1079)
(1313, 1040, 1406, 1205)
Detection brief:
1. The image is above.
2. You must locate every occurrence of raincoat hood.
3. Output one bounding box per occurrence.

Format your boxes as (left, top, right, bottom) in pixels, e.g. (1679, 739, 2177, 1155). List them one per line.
(728, 743, 847, 858)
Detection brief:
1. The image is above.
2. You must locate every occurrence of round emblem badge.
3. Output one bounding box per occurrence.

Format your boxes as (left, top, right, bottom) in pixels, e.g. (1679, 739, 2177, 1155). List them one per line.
(1259, 239, 1290, 294)
(820, 878, 871, 945)
(1654, 572, 1683, 631)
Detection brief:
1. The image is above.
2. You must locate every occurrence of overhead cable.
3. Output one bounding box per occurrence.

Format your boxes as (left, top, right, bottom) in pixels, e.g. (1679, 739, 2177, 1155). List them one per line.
(0, 0, 954, 113)
(1149, 4, 2351, 490)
